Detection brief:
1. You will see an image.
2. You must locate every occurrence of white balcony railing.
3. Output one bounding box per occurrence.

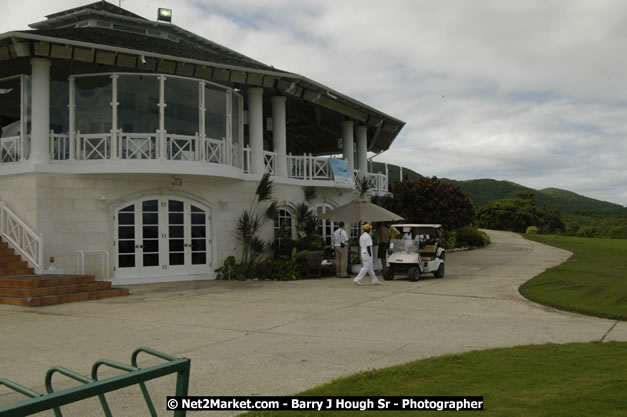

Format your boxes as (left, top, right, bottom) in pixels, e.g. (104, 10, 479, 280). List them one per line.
(263, 151, 276, 175)
(50, 132, 70, 160)
(0, 200, 43, 273)
(76, 131, 112, 160)
(205, 137, 225, 164)
(0, 136, 21, 163)
(16, 133, 390, 193)
(120, 132, 158, 160)
(167, 134, 197, 161)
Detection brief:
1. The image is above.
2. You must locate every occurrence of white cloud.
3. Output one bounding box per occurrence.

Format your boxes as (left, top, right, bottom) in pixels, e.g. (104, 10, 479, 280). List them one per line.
(2, 0, 626, 205)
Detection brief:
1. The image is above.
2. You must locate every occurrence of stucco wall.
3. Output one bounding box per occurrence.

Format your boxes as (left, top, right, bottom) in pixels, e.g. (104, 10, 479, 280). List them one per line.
(14, 173, 357, 283)
(0, 175, 38, 230)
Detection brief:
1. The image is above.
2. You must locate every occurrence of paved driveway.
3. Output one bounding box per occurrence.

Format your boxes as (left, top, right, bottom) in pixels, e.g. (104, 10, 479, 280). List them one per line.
(1, 230, 625, 416)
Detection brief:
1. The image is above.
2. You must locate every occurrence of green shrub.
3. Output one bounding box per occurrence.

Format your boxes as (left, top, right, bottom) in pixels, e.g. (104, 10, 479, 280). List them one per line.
(526, 226, 539, 234)
(454, 225, 490, 248)
(441, 230, 457, 250)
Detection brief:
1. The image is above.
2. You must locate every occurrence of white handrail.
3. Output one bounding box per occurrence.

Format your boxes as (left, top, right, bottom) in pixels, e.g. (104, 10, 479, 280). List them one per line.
(76, 250, 109, 279)
(0, 201, 43, 274)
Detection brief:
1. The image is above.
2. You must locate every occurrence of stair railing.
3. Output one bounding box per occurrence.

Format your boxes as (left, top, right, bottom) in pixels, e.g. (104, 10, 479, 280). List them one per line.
(0, 200, 44, 274)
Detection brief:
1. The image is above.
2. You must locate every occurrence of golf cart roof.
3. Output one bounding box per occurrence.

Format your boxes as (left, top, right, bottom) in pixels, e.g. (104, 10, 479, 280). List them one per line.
(393, 224, 442, 229)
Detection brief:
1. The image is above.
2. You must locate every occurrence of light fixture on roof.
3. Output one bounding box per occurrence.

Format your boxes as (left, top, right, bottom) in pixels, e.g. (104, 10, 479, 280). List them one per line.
(157, 8, 172, 23)
(326, 91, 338, 99)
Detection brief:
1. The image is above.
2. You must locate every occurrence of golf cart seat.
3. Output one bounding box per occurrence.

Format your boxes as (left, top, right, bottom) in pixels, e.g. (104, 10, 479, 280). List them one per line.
(419, 244, 437, 260)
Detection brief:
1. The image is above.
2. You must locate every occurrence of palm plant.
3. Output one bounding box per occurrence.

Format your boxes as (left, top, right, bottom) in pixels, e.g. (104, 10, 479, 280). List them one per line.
(236, 173, 277, 263)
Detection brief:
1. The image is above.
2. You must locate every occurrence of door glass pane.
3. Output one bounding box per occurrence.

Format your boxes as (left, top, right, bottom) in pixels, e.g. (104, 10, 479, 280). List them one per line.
(142, 200, 158, 211)
(117, 203, 136, 268)
(169, 226, 184, 238)
(191, 225, 205, 238)
(142, 200, 159, 268)
(119, 240, 135, 254)
(118, 226, 134, 239)
(192, 252, 206, 265)
(118, 212, 134, 225)
(169, 200, 184, 211)
(143, 213, 158, 225)
(191, 239, 206, 251)
(169, 253, 184, 265)
(143, 239, 159, 253)
(169, 213, 183, 224)
(191, 213, 205, 225)
(143, 253, 159, 267)
(169, 239, 184, 252)
(119, 255, 135, 268)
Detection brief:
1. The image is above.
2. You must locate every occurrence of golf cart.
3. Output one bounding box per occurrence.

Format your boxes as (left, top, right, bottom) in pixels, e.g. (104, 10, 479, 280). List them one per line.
(383, 224, 445, 281)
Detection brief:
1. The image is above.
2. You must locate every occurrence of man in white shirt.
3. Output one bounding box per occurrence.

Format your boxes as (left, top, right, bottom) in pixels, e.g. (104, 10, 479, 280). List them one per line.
(332, 221, 349, 277)
(353, 223, 381, 286)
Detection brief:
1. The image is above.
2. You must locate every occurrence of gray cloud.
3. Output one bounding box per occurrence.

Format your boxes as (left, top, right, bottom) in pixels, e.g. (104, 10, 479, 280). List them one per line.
(2, 0, 626, 205)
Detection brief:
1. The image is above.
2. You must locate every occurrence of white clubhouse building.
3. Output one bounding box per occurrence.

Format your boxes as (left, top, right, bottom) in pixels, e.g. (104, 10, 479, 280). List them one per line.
(0, 1, 404, 284)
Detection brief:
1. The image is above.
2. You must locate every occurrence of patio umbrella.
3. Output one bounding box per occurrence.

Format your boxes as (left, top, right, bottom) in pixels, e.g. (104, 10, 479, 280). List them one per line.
(317, 199, 404, 223)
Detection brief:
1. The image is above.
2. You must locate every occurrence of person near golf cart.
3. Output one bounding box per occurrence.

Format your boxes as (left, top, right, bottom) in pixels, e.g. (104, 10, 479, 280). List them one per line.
(353, 223, 382, 286)
(384, 224, 446, 281)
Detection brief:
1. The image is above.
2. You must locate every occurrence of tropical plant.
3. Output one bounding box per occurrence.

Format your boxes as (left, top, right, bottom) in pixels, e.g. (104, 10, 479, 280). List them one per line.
(236, 173, 277, 264)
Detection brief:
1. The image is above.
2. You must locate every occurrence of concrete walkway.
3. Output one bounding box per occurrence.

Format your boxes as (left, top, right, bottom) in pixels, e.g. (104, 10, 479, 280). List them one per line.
(1, 230, 625, 416)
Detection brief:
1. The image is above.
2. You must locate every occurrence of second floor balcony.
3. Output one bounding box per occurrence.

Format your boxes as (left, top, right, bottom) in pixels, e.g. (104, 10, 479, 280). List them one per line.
(0, 71, 389, 194)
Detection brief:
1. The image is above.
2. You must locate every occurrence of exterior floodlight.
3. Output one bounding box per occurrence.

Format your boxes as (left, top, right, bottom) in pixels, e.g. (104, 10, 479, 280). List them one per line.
(157, 8, 172, 23)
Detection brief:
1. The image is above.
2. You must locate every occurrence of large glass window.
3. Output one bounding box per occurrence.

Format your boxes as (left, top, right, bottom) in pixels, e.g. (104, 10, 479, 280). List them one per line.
(118, 75, 159, 133)
(75, 76, 112, 134)
(0, 77, 21, 138)
(205, 85, 227, 140)
(274, 208, 294, 240)
(232, 93, 242, 146)
(165, 77, 199, 136)
(50, 80, 69, 134)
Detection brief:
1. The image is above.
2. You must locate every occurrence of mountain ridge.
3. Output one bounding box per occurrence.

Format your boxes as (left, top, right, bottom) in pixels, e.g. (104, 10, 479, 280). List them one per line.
(371, 162, 625, 213)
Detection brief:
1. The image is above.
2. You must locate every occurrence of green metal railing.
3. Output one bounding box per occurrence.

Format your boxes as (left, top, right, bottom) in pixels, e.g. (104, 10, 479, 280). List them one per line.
(0, 347, 190, 417)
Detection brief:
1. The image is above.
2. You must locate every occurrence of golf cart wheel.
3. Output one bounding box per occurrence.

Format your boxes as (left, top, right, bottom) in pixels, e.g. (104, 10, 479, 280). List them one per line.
(435, 263, 445, 278)
(407, 267, 420, 282)
(383, 269, 395, 281)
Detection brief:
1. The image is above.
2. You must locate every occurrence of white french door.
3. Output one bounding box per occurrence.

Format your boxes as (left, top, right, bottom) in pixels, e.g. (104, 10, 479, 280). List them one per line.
(114, 197, 211, 278)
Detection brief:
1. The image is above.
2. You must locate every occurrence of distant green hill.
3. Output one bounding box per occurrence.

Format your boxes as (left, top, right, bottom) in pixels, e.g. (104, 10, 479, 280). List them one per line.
(370, 162, 625, 213)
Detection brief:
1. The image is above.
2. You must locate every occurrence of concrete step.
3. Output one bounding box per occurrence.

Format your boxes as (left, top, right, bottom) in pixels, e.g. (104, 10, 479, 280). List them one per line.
(0, 288, 130, 307)
(0, 280, 113, 297)
(0, 275, 96, 288)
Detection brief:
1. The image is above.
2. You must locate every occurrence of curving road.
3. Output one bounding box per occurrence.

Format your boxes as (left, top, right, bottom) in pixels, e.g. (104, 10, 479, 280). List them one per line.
(0, 230, 625, 415)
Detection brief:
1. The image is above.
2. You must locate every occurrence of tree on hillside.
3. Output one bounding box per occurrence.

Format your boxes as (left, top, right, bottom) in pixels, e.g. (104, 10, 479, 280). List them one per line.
(476, 194, 565, 233)
(375, 177, 475, 230)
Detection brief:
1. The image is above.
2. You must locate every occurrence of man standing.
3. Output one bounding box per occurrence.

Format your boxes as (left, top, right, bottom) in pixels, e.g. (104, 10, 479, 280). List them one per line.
(376, 222, 391, 273)
(332, 221, 349, 278)
(353, 223, 381, 286)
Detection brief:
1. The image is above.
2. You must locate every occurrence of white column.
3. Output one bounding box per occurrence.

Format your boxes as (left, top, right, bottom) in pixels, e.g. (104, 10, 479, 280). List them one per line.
(30, 58, 51, 164)
(356, 125, 368, 174)
(341, 120, 354, 172)
(272, 96, 287, 177)
(248, 87, 264, 175)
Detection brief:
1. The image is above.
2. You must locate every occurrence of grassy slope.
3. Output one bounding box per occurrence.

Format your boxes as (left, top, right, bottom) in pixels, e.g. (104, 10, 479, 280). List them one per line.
(246, 342, 627, 417)
(520, 235, 627, 320)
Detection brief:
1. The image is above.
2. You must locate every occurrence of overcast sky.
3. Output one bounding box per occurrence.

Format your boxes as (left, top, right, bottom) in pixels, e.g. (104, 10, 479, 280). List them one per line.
(3, 0, 627, 206)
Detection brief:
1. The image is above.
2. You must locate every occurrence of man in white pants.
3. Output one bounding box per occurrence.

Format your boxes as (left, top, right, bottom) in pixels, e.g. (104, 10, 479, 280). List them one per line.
(353, 223, 381, 286)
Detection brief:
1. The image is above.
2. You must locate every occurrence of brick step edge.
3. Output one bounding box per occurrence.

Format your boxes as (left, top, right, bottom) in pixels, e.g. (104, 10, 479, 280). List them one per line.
(0, 288, 130, 307)
(0, 275, 96, 288)
(0, 281, 114, 297)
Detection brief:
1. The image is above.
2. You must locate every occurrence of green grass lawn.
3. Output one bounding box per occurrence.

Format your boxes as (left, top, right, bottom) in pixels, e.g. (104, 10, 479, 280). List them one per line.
(245, 342, 627, 417)
(520, 235, 627, 320)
